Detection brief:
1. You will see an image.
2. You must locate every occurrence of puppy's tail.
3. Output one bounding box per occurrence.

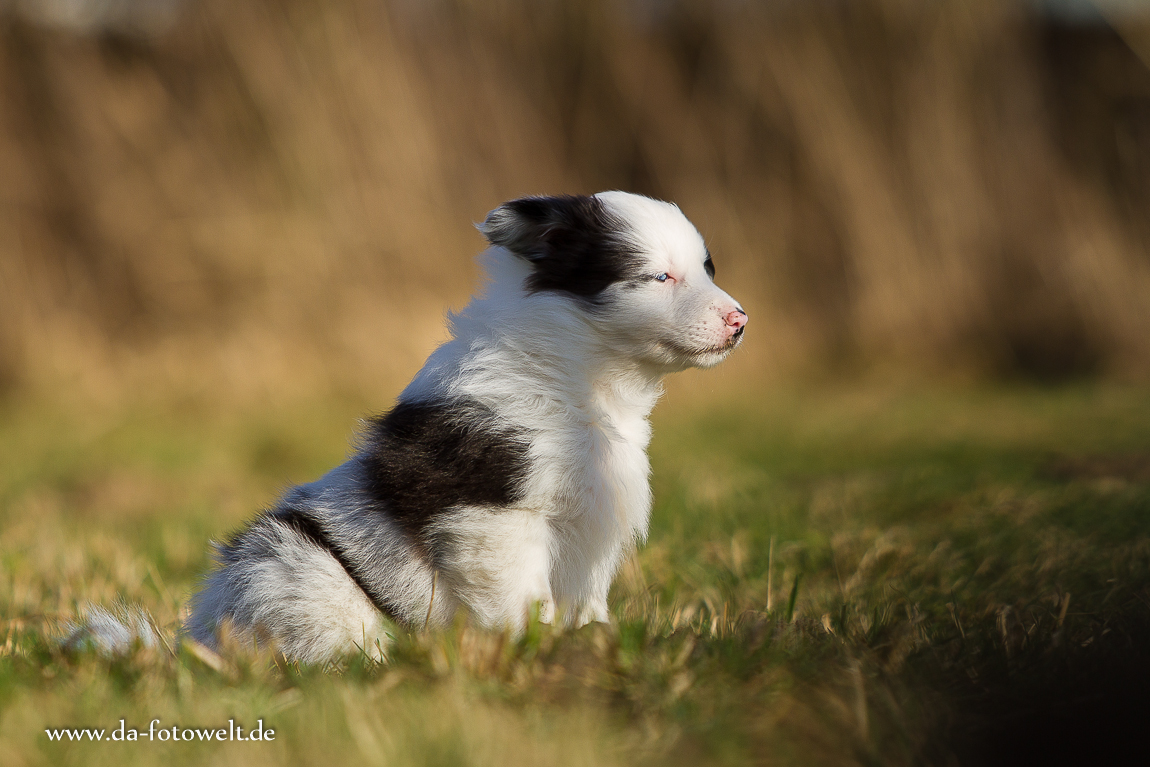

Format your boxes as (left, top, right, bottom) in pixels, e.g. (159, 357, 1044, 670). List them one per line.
(59, 602, 171, 656)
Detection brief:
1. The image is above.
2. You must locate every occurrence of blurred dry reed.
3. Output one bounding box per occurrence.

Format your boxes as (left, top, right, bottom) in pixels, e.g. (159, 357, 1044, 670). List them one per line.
(1, 0, 1149, 404)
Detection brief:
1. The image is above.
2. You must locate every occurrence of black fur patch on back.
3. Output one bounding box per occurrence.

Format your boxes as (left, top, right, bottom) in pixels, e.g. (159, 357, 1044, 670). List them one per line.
(482, 195, 643, 300)
(359, 399, 531, 549)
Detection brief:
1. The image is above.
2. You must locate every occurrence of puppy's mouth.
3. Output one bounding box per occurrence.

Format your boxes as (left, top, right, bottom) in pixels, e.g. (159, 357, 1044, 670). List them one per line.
(660, 329, 744, 361)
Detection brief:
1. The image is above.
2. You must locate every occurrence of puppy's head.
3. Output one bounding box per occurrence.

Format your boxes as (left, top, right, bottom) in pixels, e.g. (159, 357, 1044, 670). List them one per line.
(480, 192, 747, 371)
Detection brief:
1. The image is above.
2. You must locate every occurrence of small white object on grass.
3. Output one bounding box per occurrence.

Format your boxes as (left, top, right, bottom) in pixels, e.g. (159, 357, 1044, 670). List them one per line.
(60, 603, 163, 655)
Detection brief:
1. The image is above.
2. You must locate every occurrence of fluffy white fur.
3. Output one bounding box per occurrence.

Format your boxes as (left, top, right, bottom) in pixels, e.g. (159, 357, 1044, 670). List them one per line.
(184, 191, 746, 663)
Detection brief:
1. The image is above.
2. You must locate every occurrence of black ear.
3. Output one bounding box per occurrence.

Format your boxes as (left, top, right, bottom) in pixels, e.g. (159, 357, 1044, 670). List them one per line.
(480, 195, 604, 258)
(479, 195, 639, 299)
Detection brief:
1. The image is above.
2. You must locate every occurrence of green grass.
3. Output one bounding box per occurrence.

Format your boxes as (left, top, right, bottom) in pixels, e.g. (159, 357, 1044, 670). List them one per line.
(2, 384, 1149, 765)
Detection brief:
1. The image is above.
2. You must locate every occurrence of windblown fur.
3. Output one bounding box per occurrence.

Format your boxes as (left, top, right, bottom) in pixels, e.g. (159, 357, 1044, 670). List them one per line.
(186, 191, 747, 663)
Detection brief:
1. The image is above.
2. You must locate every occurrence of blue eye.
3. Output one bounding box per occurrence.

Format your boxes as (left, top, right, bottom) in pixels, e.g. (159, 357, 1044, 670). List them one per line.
(655, 273, 669, 282)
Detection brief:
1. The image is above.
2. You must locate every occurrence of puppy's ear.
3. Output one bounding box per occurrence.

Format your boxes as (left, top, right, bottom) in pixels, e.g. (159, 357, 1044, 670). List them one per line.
(478, 195, 638, 298)
(479, 195, 606, 260)
(476, 195, 639, 296)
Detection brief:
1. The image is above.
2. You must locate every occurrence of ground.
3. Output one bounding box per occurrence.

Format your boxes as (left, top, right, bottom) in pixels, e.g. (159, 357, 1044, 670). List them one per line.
(2, 383, 1149, 766)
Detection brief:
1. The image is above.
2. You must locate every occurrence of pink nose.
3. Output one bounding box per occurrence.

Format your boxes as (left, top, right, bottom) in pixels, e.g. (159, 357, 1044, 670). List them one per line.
(725, 309, 747, 330)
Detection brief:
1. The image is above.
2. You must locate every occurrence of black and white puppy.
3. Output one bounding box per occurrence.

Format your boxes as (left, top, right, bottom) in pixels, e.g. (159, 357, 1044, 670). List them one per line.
(187, 192, 747, 663)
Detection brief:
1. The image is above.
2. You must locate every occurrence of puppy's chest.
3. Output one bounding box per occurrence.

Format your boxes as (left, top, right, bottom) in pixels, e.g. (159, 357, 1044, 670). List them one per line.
(528, 405, 653, 532)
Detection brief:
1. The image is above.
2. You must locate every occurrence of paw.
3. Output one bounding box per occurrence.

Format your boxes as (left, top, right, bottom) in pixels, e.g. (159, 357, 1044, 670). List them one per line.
(538, 598, 555, 625)
(574, 602, 610, 627)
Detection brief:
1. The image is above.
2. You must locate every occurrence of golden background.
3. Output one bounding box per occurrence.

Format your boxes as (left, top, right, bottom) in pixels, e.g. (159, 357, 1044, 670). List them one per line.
(1, 0, 1148, 405)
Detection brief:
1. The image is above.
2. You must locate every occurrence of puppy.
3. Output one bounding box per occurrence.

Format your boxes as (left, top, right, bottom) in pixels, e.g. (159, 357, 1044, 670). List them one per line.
(187, 192, 747, 663)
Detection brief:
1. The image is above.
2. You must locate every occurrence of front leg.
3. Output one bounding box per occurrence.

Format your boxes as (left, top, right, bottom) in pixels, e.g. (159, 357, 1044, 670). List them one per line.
(429, 507, 554, 631)
(551, 531, 625, 627)
(573, 545, 621, 626)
